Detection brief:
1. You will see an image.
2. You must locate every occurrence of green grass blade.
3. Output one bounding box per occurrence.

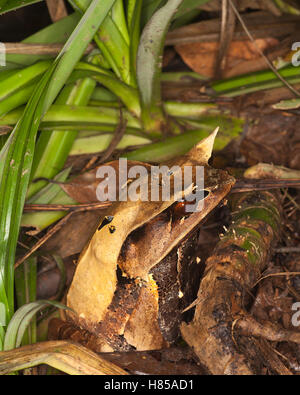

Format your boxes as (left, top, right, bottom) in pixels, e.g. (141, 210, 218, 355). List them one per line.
(111, 0, 130, 45)
(43, 0, 117, 112)
(0, 0, 117, 341)
(70, 132, 151, 155)
(123, 129, 213, 162)
(70, 0, 131, 84)
(0, 84, 35, 117)
(127, 0, 137, 28)
(4, 300, 69, 350)
(211, 64, 300, 96)
(27, 78, 96, 199)
(175, 0, 210, 18)
(0, 67, 53, 327)
(15, 257, 37, 346)
(97, 16, 131, 84)
(141, 0, 165, 27)
(0, 60, 51, 102)
(91, 86, 118, 102)
(0, 0, 8, 8)
(0, 0, 42, 15)
(75, 62, 141, 116)
(128, 0, 142, 86)
(137, 0, 183, 131)
(123, 123, 242, 163)
(0, 104, 141, 129)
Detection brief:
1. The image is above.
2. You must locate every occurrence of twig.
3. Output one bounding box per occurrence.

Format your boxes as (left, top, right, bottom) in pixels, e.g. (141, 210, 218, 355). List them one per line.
(214, 0, 236, 78)
(23, 202, 111, 212)
(252, 338, 293, 375)
(1, 43, 94, 55)
(275, 247, 300, 253)
(228, 0, 300, 97)
(98, 107, 128, 164)
(15, 213, 73, 269)
(254, 271, 300, 286)
(165, 12, 299, 46)
(0, 126, 13, 135)
(232, 178, 300, 192)
(46, 0, 68, 22)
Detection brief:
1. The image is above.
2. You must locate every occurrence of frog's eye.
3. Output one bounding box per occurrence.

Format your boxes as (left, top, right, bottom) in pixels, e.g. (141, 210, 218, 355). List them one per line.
(172, 190, 210, 219)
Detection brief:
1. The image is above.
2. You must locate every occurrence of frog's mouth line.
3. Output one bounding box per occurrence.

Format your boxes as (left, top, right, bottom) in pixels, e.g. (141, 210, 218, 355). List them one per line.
(117, 190, 211, 265)
(116, 173, 234, 280)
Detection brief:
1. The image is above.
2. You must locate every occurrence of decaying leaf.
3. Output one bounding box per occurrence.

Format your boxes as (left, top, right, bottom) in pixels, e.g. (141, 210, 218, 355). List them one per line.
(175, 38, 279, 78)
(65, 128, 235, 351)
(61, 161, 153, 204)
(240, 111, 300, 170)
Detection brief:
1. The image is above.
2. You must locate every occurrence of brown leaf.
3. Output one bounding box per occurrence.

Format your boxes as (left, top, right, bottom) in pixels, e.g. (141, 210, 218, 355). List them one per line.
(61, 160, 153, 203)
(175, 38, 279, 78)
(240, 111, 299, 168)
(41, 210, 103, 258)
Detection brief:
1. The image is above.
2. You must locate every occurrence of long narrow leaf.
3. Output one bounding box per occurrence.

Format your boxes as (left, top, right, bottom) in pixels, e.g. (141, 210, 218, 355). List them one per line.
(75, 62, 141, 116)
(0, 0, 117, 349)
(27, 78, 96, 199)
(141, 0, 165, 27)
(15, 257, 37, 346)
(70, 0, 132, 84)
(7, 13, 80, 66)
(0, 0, 42, 15)
(0, 105, 141, 129)
(3, 300, 69, 350)
(128, 0, 142, 85)
(0, 60, 51, 102)
(137, 0, 183, 131)
(175, 0, 210, 18)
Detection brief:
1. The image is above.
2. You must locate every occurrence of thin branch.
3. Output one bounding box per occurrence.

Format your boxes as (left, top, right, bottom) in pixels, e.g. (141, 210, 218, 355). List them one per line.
(46, 0, 68, 22)
(228, 0, 300, 97)
(1, 43, 94, 56)
(232, 178, 300, 192)
(98, 107, 128, 164)
(23, 202, 111, 212)
(15, 213, 73, 269)
(214, 0, 236, 78)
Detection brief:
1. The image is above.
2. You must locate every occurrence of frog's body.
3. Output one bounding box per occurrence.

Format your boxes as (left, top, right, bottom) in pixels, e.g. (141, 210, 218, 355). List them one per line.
(65, 129, 235, 351)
